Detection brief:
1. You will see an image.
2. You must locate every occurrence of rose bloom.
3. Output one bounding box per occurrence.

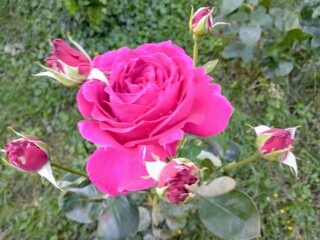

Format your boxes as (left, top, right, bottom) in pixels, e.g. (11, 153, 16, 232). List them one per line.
(4, 138, 48, 172)
(157, 159, 199, 204)
(77, 41, 232, 196)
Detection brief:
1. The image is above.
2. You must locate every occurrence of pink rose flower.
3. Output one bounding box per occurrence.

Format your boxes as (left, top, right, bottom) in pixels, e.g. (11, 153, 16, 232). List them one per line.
(254, 125, 298, 176)
(46, 39, 91, 79)
(157, 159, 199, 204)
(77, 41, 232, 196)
(4, 138, 48, 172)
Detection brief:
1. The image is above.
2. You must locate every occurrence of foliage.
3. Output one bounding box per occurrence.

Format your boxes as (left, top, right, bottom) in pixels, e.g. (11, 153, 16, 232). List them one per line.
(0, 0, 319, 239)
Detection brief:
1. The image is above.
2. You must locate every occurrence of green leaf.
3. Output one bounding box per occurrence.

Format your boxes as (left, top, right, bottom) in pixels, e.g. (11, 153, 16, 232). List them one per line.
(199, 190, 260, 240)
(159, 200, 194, 219)
(153, 229, 177, 239)
(222, 43, 253, 63)
(247, 0, 258, 6)
(197, 176, 236, 197)
(197, 149, 222, 167)
(311, 36, 320, 49)
(281, 29, 311, 45)
(229, 11, 250, 23)
(58, 173, 88, 189)
(221, 0, 243, 15)
(312, 6, 320, 18)
(224, 140, 241, 162)
(58, 184, 103, 224)
(263, 61, 294, 78)
(250, 6, 272, 27)
(203, 60, 219, 74)
(166, 216, 187, 231)
(97, 196, 139, 240)
(222, 42, 245, 59)
(137, 207, 151, 232)
(270, 8, 300, 31)
(239, 25, 261, 47)
(276, 61, 294, 76)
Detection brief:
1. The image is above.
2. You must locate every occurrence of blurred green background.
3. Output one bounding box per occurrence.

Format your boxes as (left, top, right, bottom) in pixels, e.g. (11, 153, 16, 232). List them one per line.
(0, 0, 319, 239)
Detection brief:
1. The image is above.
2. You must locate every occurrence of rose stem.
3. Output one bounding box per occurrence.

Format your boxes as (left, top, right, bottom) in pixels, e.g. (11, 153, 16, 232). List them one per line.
(51, 162, 88, 178)
(193, 35, 200, 67)
(220, 152, 261, 172)
(151, 194, 159, 233)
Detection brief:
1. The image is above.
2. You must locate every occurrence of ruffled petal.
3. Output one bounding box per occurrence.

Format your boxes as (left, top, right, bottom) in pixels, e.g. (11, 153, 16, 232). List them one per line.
(183, 83, 233, 136)
(78, 120, 126, 152)
(86, 145, 167, 196)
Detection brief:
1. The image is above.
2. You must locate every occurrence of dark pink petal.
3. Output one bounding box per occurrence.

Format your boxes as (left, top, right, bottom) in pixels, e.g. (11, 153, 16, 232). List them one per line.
(77, 85, 94, 118)
(78, 62, 91, 76)
(183, 82, 233, 136)
(86, 145, 166, 196)
(78, 120, 127, 152)
(261, 128, 293, 153)
(23, 146, 48, 171)
(53, 39, 87, 67)
(192, 7, 211, 27)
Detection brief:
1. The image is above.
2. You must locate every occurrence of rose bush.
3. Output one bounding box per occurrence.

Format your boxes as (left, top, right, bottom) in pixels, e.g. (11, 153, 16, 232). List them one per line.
(77, 41, 233, 196)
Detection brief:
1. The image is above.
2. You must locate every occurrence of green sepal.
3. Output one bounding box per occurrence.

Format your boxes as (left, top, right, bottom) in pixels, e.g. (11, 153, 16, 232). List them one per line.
(255, 133, 272, 151)
(34, 62, 83, 87)
(193, 17, 209, 36)
(58, 60, 86, 81)
(67, 34, 92, 63)
(189, 5, 194, 33)
(262, 148, 290, 161)
(156, 186, 169, 202)
(203, 60, 219, 74)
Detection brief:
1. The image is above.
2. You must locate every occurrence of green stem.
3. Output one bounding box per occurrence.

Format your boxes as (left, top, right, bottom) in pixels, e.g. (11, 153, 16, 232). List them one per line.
(51, 162, 87, 178)
(221, 152, 261, 172)
(193, 35, 200, 67)
(176, 133, 186, 156)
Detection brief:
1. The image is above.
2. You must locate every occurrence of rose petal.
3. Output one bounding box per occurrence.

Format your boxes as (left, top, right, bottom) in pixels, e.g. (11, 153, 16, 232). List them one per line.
(86, 145, 167, 196)
(78, 120, 127, 152)
(183, 83, 233, 136)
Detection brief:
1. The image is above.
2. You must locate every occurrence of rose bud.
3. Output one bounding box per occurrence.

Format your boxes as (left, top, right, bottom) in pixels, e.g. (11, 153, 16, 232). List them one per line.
(190, 6, 230, 37)
(35, 37, 109, 87)
(1, 128, 61, 189)
(190, 7, 214, 37)
(46, 39, 91, 78)
(147, 158, 199, 204)
(254, 125, 298, 176)
(4, 138, 48, 172)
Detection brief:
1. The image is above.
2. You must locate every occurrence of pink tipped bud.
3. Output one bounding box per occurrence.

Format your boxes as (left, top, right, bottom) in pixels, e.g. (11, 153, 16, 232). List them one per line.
(4, 138, 48, 172)
(255, 126, 296, 161)
(254, 125, 298, 176)
(46, 39, 91, 77)
(156, 158, 199, 204)
(191, 7, 214, 36)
